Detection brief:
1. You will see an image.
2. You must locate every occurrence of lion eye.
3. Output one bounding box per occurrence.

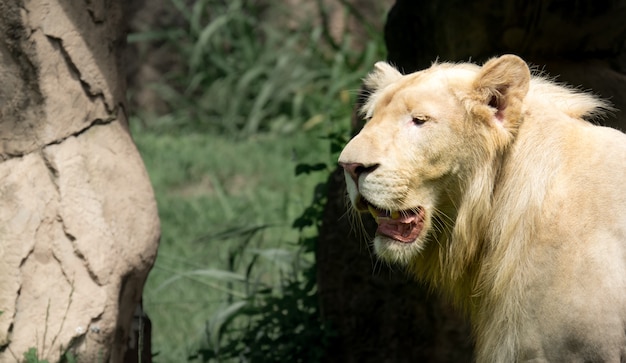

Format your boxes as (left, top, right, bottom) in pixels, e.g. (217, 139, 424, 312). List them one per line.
(412, 116, 427, 125)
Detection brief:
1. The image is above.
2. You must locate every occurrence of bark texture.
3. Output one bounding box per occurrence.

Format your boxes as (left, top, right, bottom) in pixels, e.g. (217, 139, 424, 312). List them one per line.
(318, 1, 626, 362)
(0, 1, 159, 362)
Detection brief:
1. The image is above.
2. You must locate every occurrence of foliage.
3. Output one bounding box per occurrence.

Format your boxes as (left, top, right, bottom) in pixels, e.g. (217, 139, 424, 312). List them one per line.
(187, 157, 336, 362)
(23, 348, 49, 363)
(136, 130, 330, 362)
(128, 0, 382, 138)
(22, 348, 76, 363)
(131, 0, 386, 361)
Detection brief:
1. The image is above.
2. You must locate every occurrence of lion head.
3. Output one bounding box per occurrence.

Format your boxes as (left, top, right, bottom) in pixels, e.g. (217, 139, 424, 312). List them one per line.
(339, 55, 532, 266)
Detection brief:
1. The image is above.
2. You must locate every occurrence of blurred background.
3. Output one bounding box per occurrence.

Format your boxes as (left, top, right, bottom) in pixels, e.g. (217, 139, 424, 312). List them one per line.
(124, 0, 391, 361)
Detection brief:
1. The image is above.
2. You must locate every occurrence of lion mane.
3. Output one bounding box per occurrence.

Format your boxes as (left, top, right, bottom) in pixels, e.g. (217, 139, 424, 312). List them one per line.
(339, 55, 626, 362)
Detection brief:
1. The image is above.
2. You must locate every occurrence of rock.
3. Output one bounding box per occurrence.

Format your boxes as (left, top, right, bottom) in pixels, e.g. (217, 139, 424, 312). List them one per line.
(0, 1, 159, 361)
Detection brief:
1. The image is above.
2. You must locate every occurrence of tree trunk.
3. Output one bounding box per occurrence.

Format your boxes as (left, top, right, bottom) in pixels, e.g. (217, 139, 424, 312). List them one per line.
(318, 1, 626, 362)
(0, 1, 159, 362)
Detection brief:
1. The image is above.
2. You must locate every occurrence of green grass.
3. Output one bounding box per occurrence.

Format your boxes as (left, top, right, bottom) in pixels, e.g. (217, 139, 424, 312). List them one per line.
(135, 126, 341, 361)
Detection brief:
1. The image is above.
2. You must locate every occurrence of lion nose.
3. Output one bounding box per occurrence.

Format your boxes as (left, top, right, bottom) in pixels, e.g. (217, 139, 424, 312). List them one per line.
(339, 162, 379, 185)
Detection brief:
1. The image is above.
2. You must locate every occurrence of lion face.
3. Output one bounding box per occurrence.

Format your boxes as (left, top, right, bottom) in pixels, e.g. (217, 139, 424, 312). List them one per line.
(339, 56, 530, 265)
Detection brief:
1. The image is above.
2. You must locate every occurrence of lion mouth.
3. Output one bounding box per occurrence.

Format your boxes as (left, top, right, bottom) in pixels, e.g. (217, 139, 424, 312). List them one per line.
(357, 196, 425, 243)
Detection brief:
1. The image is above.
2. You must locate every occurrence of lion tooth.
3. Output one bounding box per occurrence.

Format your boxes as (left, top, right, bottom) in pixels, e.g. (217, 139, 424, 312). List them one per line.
(368, 204, 378, 218)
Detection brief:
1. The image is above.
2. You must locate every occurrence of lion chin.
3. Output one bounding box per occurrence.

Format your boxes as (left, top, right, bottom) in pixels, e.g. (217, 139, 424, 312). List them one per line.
(338, 54, 626, 362)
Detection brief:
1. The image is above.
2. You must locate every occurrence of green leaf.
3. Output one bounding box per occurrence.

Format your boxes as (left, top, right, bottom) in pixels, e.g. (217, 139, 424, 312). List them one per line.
(295, 163, 327, 176)
(23, 348, 49, 363)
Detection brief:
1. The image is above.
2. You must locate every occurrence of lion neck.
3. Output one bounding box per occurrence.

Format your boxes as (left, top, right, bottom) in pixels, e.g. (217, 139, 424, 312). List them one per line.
(408, 140, 511, 317)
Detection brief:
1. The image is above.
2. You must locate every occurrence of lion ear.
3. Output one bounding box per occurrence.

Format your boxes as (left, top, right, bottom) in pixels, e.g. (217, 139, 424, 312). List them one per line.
(472, 55, 530, 130)
(364, 61, 403, 91)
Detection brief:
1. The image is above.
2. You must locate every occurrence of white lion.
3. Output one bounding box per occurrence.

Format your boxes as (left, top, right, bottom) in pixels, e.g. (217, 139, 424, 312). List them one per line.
(338, 54, 626, 362)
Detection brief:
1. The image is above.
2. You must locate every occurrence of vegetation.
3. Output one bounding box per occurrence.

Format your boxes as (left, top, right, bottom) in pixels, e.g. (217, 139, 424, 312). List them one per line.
(130, 0, 386, 361)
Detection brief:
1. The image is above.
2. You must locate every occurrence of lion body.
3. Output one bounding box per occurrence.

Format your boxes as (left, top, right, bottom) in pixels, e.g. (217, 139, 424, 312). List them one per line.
(339, 55, 626, 362)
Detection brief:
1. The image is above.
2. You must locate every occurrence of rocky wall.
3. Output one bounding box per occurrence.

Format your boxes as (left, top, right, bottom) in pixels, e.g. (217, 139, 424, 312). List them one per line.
(0, 1, 160, 361)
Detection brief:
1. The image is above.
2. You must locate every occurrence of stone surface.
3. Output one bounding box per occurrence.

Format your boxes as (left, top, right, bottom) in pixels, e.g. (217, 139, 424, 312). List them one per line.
(0, 0, 159, 361)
